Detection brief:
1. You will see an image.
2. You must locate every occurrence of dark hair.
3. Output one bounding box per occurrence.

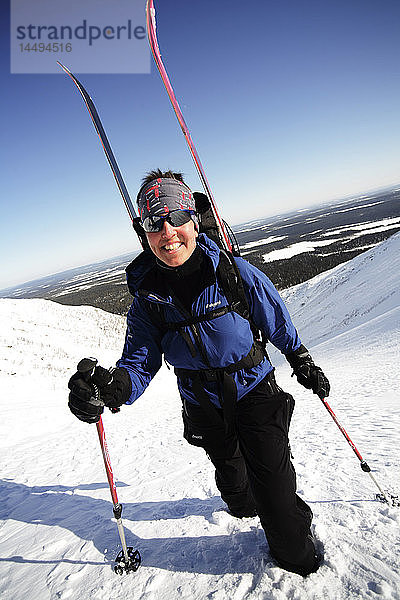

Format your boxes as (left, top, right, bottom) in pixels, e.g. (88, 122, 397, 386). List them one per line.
(137, 169, 185, 200)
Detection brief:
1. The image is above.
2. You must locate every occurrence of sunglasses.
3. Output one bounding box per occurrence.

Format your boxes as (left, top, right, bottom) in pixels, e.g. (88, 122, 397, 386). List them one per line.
(141, 209, 194, 233)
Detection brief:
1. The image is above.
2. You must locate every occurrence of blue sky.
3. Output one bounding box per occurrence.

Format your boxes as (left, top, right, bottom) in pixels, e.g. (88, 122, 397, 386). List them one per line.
(2, 0, 400, 289)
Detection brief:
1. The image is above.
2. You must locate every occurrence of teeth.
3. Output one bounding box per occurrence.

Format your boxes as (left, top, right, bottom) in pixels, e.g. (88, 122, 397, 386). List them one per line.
(164, 243, 181, 251)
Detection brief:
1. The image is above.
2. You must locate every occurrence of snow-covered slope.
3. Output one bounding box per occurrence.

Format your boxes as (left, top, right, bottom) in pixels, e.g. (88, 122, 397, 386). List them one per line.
(0, 236, 399, 600)
(280, 232, 400, 348)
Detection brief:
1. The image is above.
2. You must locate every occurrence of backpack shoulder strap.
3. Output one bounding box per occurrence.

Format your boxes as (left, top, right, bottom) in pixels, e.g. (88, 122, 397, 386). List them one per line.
(217, 250, 269, 354)
(145, 300, 166, 332)
(216, 249, 250, 321)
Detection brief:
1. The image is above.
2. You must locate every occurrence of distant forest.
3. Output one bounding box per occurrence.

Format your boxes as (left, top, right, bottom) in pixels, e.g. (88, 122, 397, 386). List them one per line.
(249, 230, 391, 289)
(53, 230, 394, 316)
(7, 190, 399, 316)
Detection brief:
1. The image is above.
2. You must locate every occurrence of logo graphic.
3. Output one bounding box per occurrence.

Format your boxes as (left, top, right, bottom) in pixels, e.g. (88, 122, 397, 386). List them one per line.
(206, 301, 222, 309)
(10, 0, 150, 74)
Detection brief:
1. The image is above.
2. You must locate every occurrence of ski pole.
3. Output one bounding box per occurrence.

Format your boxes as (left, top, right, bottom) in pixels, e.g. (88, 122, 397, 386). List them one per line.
(77, 358, 141, 574)
(320, 396, 398, 506)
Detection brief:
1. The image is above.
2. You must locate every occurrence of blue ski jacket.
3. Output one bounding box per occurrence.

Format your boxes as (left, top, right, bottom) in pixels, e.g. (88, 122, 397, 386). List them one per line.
(117, 234, 301, 408)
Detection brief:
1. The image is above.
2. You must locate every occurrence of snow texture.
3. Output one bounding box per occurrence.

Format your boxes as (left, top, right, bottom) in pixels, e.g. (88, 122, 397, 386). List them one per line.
(1, 234, 400, 599)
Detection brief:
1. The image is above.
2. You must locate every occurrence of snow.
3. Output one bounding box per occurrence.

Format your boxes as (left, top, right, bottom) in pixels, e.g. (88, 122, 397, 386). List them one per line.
(262, 239, 338, 262)
(261, 216, 400, 263)
(321, 216, 400, 237)
(1, 235, 400, 599)
(333, 200, 385, 214)
(279, 232, 400, 347)
(240, 236, 287, 253)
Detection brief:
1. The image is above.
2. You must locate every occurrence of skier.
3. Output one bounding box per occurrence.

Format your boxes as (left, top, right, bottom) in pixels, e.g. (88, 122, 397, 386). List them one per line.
(68, 169, 330, 576)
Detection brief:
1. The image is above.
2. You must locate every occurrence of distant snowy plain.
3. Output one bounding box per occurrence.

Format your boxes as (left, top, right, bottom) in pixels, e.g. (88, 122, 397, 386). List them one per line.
(0, 234, 399, 599)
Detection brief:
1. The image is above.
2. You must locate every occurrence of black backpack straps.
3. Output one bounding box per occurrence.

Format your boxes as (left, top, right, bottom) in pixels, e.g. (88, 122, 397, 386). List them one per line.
(143, 247, 269, 361)
(216, 249, 250, 320)
(175, 342, 265, 381)
(142, 248, 249, 329)
(162, 305, 232, 329)
(175, 341, 266, 431)
(145, 300, 165, 331)
(217, 250, 270, 357)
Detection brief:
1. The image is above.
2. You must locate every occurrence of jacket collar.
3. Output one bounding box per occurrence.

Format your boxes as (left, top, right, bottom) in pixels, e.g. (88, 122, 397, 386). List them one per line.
(125, 234, 221, 298)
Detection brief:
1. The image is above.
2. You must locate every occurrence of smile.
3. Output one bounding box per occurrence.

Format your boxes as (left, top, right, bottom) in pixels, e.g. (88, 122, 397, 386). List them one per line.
(163, 242, 182, 252)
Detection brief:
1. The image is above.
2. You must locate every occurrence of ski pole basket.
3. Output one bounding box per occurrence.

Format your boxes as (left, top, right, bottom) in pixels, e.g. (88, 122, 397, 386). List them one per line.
(114, 547, 142, 575)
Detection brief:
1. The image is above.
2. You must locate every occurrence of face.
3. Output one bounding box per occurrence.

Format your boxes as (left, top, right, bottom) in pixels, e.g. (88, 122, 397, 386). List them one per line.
(146, 219, 198, 267)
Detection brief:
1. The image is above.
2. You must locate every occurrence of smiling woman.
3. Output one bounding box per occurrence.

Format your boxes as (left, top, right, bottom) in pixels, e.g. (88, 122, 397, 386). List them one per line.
(68, 167, 331, 577)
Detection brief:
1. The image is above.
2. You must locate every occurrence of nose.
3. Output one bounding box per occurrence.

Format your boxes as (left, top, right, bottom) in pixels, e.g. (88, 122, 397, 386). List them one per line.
(161, 220, 176, 238)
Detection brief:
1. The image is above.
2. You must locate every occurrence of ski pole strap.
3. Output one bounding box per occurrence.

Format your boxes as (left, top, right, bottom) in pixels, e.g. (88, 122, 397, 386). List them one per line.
(175, 342, 266, 431)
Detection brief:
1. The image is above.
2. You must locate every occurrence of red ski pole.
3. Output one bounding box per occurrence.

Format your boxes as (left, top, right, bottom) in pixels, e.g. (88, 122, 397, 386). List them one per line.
(320, 396, 397, 506)
(77, 358, 141, 574)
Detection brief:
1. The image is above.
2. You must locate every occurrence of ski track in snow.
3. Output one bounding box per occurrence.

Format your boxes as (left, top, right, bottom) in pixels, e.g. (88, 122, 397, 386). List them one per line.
(1, 235, 400, 599)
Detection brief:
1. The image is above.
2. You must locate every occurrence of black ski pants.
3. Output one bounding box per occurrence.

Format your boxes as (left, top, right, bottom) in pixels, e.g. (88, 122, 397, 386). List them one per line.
(182, 371, 317, 575)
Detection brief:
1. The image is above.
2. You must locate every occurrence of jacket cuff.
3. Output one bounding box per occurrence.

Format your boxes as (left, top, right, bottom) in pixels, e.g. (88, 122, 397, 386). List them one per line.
(285, 344, 312, 369)
(104, 367, 133, 407)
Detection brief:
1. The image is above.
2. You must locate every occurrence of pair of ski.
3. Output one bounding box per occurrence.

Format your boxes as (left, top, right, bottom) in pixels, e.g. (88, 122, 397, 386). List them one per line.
(60, 0, 398, 577)
(58, 1, 230, 251)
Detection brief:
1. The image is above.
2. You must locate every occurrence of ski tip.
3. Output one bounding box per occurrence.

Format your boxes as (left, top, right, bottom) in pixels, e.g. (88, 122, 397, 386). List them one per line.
(146, 0, 156, 22)
(57, 61, 71, 75)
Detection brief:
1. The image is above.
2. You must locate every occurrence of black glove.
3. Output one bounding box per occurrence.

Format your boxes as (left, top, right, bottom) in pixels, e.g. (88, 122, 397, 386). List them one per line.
(286, 345, 330, 400)
(68, 365, 132, 423)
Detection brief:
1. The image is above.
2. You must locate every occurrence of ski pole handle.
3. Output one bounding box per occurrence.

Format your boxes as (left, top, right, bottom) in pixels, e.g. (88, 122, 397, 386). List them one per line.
(77, 358, 122, 415)
(77, 357, 98, 381)
(76, 357, 104, 408)
(77, 358, 116, 493)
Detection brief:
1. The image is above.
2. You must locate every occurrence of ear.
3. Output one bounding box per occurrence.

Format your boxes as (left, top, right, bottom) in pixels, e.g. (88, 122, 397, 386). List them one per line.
(192, 215, 200, 234)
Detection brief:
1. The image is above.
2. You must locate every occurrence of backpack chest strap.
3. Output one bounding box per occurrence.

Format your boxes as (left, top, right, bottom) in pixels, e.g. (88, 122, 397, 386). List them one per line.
(175, 341, 265, 381)
(163, 303, 236, 330)
(175, 342, 265, 431)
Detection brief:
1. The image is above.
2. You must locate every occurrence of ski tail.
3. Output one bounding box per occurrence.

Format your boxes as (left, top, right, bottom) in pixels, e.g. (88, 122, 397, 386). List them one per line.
(145, 0, 232, 253)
